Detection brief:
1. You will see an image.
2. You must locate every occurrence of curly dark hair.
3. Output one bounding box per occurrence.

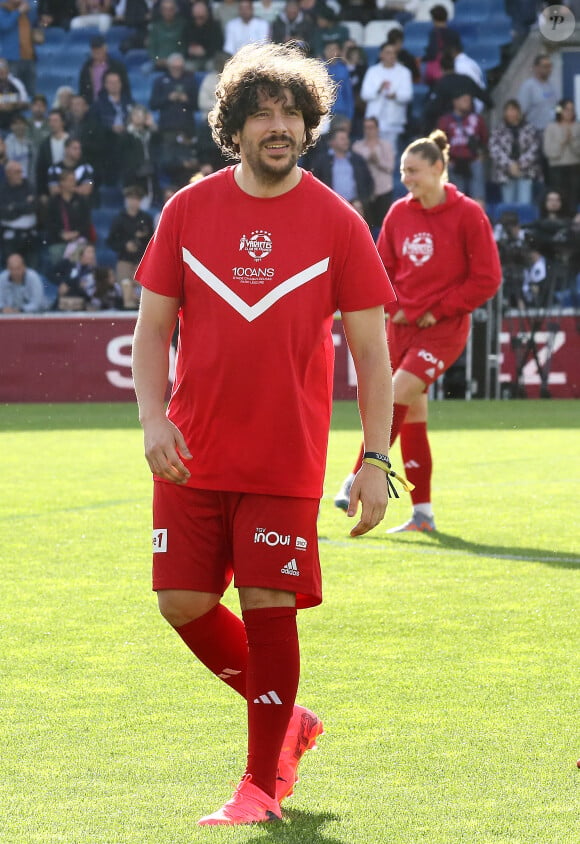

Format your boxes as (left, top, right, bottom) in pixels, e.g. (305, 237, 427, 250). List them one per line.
(208, 41, 336, 158)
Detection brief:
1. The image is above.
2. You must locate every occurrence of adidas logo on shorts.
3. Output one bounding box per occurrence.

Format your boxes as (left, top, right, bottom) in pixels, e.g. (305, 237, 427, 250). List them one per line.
(281, 559, 300, 576)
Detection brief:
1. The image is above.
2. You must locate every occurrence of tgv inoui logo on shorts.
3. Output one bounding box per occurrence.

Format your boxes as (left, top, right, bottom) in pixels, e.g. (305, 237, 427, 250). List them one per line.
(152, 529, 167, 553)
(254, 527, 291, 547)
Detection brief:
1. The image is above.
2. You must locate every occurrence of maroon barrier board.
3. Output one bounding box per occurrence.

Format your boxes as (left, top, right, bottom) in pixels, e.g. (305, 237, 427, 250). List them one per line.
(499, 313, 580, 399)
(0, 315, 358, 402)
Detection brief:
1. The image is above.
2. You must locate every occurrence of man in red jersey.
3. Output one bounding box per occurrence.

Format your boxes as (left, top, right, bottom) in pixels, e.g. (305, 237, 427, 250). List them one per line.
(334, 130, 501, 532)
(131, 42, 397, 826)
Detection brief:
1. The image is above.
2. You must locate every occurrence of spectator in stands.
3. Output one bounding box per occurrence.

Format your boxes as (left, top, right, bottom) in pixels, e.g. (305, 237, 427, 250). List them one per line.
(386, 27, 420, 84)
(339, 0, 375, 24)
(52, 86, 76, 125)
(51, 240, 98, 310)
(308, 5, 348, 58)
(147, 0, 187, 70)
(47, 137, 95, 205)
(38, 0, 77, 29)
(120, 104, 162, 205)
(309, 125, 374, 220)
(106, 184, 154, 308)
(90, 69, 134, 184)
(28, 94, 50, 151)
(447, 40, 486, 94)
(213, 0, 239, 30)
(196, 51, 230, 173)
(0, 251, 45, 313)
(493, 209, 529, 310)
(0, 135, 7, 185)
(526, 189, 574, 260)
(70, 0, 114, 31)
(437, 92, 488, 207)
(113, 0, 153, 51)
(422, 3, 461, 86)
(352, 115, 394, 227)
(423, 50, 492, 132)
(324, 40, 354, 124)
(5, 114, 34, 185)
(0, 160, 38, 266)
(0, 0, 37, 96)
(88, 264, 124, 309)
(35, 108, 69, 200)
(517, 54, 558, 133)
(223, 0, 270, 56)
(149, 51, 198, 185)
(0, 57, 29, 134)
(344, 42, 367, 139)
(253, 0, 280, 24)
(376, 0, 418, 27)
(45, 168, 94, 264)
(78, 33, 132, 105)
(489, 99, 541, 205)
(360, 41, 413, 152)
(271, 0, 313, 45)
(184, 1, 224, 71)
(543, 99, 580, 217)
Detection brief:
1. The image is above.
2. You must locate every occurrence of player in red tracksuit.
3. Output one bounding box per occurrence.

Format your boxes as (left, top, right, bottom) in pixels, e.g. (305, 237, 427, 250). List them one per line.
(334, 129, 501, 532)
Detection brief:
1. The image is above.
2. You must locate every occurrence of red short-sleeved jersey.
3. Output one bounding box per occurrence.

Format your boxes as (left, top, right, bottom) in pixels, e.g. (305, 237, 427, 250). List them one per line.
(136, 167, 395, 498)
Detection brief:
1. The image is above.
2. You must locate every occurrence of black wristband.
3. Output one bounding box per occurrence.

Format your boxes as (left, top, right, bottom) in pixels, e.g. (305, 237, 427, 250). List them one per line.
(363, 451, 391, 468)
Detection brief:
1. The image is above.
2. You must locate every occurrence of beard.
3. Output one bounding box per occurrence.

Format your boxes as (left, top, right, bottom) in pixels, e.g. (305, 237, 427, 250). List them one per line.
(241, 136, 303, 185)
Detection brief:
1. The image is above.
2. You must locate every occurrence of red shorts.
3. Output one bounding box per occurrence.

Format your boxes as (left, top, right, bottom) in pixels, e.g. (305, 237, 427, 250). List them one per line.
(387, 314, 470, 389)
(152, 481, 322, 609)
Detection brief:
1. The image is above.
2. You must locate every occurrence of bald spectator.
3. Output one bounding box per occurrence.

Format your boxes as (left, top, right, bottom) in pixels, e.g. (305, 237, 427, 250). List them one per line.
(517, 53, 559, 132)
(271, 0, 313, 45)
(0, 252, 45, 313)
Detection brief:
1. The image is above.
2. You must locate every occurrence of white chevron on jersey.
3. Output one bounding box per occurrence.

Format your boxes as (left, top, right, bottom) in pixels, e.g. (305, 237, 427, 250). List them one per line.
(182, 247, 329, 323)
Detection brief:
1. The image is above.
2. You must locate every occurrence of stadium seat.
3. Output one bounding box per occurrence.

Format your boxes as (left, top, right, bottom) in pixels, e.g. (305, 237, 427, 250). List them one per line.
(467, 43, 502, 71)
(343, 20, 365, 45)
(66, 26, 102, 45)
(414, 0, 454, 21)
(493, 202, 539, 225)
(453, 0, 491, 24)
(41, 27, 67, 46)
(95, 245, 118, 267)
(123, 48, 149, 69)
(99, 185, 125, 208)
(92, 208, 118, 240)
(363, 20, 402, 47)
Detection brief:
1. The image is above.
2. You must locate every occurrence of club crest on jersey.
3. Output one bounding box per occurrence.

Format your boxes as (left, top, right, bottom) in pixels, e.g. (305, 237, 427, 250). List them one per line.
(239, 230, 273, 262)
(402, 232, 434, 267)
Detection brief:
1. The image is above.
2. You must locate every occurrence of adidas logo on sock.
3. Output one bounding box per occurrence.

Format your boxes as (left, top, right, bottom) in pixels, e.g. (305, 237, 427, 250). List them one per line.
(254, 690, 283, 704)
(404, 459, 420, 469)
(280, 559, 300, 576)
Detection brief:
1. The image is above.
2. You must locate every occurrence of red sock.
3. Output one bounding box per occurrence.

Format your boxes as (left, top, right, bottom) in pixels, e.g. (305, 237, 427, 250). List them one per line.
(351, 441, 365, 474)
(174, 604, 248, 697)
(243, 606, 300, 798)
(399, 421, 432, 506)
(350, 402, 409, 474)
(389, 402, 409, 447)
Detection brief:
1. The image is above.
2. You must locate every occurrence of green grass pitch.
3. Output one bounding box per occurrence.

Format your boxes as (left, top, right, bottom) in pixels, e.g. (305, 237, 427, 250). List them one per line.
(1, 399, 579, 843)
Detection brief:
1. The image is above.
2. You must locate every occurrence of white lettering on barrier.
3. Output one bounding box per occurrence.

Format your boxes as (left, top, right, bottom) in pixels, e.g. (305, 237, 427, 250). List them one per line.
(106, 335, 176, 390)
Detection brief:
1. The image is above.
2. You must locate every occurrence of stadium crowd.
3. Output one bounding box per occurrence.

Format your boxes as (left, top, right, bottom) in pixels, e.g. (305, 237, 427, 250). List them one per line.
(0, 0, 579, 315)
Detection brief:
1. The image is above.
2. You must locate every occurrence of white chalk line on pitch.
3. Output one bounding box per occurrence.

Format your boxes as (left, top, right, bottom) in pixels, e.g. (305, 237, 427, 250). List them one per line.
(318, 537, 580, 566)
